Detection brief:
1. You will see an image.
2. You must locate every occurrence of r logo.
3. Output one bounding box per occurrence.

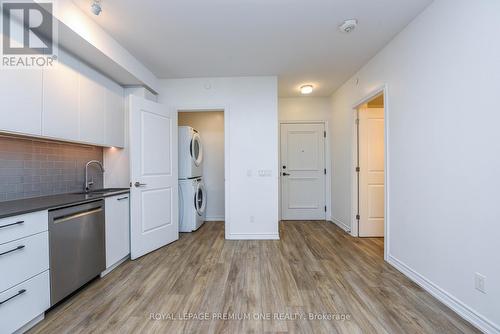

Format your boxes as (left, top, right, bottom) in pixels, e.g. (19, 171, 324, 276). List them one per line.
(2, 1, 53, 55)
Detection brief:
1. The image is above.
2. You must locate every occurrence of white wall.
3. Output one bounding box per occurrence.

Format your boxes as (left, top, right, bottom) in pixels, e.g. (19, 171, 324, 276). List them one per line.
(279, 97, 332, 121)
(158, 77, 279, 239)
(330, 0, 500, 332)
(179, 111, 225, 221)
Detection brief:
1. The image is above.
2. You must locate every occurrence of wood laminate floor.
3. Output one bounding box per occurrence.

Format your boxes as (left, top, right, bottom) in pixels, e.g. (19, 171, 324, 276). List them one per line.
(29, 221, 479, 334)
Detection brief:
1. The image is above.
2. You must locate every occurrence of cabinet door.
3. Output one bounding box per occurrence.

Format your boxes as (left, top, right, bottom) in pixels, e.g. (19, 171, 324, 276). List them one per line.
(0, 271, 50, 334)
(42, 49, 80, 141)
(104, 78, 125, 148)
(79, 64, 106, 145)
(105, 194, 130, 268)
(0, 69, 42, 135)
(0, 15, 42, 136)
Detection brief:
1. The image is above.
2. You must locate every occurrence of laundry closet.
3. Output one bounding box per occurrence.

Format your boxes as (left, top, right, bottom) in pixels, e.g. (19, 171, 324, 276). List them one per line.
(178, 111, 225, 232)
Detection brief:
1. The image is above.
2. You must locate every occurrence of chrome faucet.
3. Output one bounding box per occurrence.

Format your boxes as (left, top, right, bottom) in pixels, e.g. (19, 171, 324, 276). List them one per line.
(84, 160, 105, 191)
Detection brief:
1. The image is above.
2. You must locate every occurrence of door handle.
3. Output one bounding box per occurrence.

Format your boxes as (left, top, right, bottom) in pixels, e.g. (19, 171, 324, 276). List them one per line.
(134, 182, 147, 188)
(282, 172, 290, 176)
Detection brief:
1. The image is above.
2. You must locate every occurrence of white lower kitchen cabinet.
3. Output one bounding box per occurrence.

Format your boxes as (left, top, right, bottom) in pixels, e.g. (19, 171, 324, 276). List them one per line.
(0, 211, 50, 334)
(0, 211, 48, 245)
(104, 194, 130, 274)
(0, 232, 49, 293)
(0, 271, 50, 334)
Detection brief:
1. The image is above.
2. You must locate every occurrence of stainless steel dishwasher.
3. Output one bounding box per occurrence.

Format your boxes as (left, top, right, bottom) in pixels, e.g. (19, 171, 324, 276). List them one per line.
(48, 200, 105, 306)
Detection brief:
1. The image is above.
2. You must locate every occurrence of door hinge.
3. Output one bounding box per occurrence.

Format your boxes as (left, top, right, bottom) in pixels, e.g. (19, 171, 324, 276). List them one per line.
(324, 168, 326, 175)
(355, 118, 360, 125)
(324, 206, 327, 212)
(356, 167, 360, 172)
(356, 214, 360, 220)
(324, 131, 326, 138)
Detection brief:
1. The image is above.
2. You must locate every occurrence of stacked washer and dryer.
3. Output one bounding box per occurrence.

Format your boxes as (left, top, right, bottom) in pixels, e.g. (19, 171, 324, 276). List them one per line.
(178, 126, 207, 232)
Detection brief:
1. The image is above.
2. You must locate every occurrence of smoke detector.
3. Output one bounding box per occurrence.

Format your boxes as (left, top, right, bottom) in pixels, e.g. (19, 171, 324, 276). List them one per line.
(338, 19, 358, 33)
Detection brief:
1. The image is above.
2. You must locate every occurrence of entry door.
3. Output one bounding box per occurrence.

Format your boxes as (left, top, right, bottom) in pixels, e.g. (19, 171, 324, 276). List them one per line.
(359, 108, 385, 237)
(129, 95, 178, 259)
(280, 123, 326, 220)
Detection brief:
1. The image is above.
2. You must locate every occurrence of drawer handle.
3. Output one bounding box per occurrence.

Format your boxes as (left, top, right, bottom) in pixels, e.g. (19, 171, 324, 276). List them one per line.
(0, 289, 26, 305)
(0, 220, 24, 229)
(0, 245, 25, 257)
(117, 196, 129, 201)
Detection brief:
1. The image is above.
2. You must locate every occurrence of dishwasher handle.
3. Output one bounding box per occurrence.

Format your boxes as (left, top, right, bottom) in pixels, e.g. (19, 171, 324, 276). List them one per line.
(53, 207, 103, 224)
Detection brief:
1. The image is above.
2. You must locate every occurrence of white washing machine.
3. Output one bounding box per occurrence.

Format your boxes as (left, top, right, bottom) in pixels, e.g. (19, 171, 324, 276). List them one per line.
(178, 126, 203, 179)
(179, 177, 207, 232)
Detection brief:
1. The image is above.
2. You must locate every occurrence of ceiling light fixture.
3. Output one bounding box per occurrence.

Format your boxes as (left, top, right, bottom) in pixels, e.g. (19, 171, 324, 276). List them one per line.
(300, 85, 313, 95)
(338, 19, 358, 33)
(90, 0, 102, 16)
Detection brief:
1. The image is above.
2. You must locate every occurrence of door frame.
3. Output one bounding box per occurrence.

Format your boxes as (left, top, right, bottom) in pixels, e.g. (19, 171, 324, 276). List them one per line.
(173, 106, 231, 239)
(351, 85, 389, 261)
(279, 120, 331, 221)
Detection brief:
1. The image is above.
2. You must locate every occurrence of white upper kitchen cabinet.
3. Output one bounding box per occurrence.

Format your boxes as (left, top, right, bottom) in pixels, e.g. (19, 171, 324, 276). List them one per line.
(0, 69, 43, 136)
(42, 49, 80, 141)
(104, 77, 125, 148)
(79, 64, 106, 145)
(3, 46, 125, 147)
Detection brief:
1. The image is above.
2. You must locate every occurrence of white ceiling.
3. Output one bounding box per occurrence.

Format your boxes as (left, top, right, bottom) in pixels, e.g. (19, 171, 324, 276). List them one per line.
(74, 0, 432, 97)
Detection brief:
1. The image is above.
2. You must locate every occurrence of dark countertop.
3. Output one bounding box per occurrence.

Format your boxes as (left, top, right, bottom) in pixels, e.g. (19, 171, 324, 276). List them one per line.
(0, 188, 130, 219)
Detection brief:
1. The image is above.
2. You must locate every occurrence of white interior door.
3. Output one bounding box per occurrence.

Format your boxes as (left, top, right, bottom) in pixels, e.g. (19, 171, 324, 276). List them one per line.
(129, 95, 178, 259)
(281, 123, 326, 220)
(359, 107, 385, 237)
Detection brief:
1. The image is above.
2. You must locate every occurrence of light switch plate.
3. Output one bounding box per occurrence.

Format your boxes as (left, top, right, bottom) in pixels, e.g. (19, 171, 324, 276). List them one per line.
(475, 273, 486, 294)
(258, 170, 272, 177)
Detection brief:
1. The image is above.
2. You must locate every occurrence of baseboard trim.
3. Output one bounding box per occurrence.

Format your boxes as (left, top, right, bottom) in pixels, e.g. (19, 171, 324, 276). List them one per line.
(227, 233, 280, 240)
(100, 255, 129, 277)
(204, 216, 225, 222)
(14, 313, 44, 334)
(388, 254, 499, 334)
(330, 217, 351, 233)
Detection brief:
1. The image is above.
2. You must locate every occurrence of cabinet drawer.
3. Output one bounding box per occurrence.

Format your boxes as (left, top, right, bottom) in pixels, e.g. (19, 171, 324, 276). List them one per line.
(0, 232, 49, 293)
(0, 271, 50, 334)
(0, 211, 48, 245)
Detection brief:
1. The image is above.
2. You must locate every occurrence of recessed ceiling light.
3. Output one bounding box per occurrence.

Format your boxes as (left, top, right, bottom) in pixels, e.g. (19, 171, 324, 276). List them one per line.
(339, 19, 358, 33)
(91, 0, 102, 16)
(300, 85, 314, 95)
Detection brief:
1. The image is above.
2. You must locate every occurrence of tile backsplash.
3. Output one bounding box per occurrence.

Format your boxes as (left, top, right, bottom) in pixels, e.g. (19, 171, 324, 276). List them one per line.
(0, 135, 103, 202)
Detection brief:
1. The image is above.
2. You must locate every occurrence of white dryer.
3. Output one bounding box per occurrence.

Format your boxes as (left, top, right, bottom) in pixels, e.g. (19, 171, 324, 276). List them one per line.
(178, 126, 203, 179)
(179, 177, 207, 232)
